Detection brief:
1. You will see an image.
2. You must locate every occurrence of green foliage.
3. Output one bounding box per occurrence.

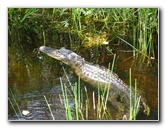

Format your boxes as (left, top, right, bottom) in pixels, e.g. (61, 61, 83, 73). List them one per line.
(8, 8, 158, 65)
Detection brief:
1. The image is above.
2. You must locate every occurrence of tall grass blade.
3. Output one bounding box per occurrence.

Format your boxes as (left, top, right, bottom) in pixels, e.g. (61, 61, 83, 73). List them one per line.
(44, 95, 55, 120)
(117, 36, 150, 59)
(73, 83, 79, 120)
(9, 88, 22, 117)
(60, 77, 72, 120)
(8, 97, 20, 120)
(129, 68, 132, 120)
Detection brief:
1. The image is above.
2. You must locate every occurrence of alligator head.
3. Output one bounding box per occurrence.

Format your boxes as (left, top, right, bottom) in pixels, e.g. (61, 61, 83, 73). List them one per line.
(39, 46, 85, 68)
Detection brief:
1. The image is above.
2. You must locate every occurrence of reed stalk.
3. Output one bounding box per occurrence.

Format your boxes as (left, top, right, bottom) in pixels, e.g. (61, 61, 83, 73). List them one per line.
(9, 88, 22, 117)
(8, 97, 20, 120)
(44, 95, 55, 120)
(60, 77, 73, 120)
(129, 68, 140, 120)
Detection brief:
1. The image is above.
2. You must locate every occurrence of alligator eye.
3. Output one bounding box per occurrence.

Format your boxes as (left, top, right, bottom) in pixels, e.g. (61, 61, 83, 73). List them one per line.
(68, 54, 76, 60)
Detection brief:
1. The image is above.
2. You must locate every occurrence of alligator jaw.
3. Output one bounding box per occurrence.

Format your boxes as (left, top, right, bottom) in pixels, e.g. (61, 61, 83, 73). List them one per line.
(39, 46, 83, 66)
(39, 46, 69, 63)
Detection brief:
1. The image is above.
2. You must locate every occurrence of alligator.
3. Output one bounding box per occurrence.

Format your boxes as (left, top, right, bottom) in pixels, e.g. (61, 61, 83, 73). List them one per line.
(39, 46, 150, 120)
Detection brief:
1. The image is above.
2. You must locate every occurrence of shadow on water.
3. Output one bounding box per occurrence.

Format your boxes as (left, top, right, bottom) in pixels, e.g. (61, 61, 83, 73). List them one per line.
(8, 8, 158, 121)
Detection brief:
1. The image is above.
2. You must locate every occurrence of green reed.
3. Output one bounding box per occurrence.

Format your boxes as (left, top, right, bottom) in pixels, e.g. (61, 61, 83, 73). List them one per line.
(9, 88, 22, 118)
(96, 53, 116, 120)
(44, 95, 55, 120)
(60, 77, 73, 120)
(73, 82, 79, 120)
(60, 67, 112, 120)
(9, 8, 158, 65)
(129, 68, 140, 120)
(8, 97, 20, 120)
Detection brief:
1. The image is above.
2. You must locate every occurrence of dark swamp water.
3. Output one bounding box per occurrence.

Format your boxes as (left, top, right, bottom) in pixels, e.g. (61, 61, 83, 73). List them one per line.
(8, 44, 158, 120)
(8, 8, 158, 121)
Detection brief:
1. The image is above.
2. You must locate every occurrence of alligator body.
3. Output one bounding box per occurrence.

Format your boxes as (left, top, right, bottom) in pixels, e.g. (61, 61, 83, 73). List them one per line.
(39, 46, 150, 120)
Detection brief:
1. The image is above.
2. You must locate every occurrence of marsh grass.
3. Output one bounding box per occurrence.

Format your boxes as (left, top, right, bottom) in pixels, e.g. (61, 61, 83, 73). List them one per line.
(117, 9, 158, 66)
(8, 8, 158, 65)
(129, 68, 141, 120)
(8, 97, 20, 119)
(95, 54, 116, 120)
(60, 77, 73, 120)
(8, 88, 22, 119)
(60, 78, 112, 120)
